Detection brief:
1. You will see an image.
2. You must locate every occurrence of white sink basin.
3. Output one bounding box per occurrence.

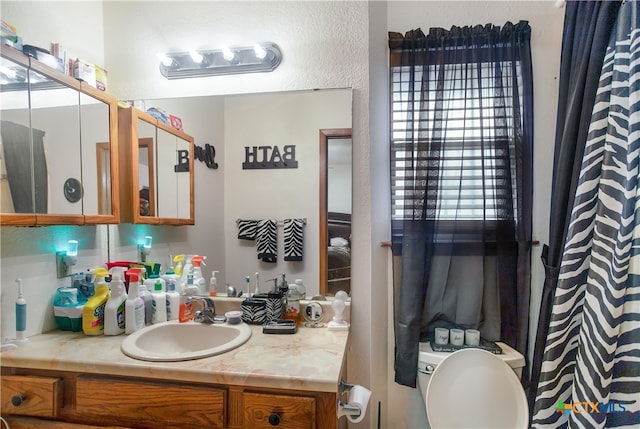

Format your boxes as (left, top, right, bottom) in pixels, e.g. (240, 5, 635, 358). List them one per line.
(121, 321, 252, 362)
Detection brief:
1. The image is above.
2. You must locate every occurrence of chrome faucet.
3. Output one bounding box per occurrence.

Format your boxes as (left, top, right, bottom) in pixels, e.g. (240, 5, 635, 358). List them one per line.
(190, 296, 217, 324)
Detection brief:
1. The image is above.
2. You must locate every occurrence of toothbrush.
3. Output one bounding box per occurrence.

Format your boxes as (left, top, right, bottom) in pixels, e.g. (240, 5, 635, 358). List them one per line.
(254, 272, 260, 296)
(15, 278, 27, 341)
(244, 276, 251, 297)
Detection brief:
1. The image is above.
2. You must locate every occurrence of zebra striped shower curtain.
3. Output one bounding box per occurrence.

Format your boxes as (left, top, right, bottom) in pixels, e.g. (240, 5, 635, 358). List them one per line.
(532, 1, 640, 427)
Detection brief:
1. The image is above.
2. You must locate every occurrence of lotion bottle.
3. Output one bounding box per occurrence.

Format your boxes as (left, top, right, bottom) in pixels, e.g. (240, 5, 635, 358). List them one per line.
(125, 270, 145, 334)
(104, 268, 126, 335)
(82, 268, 110, 336)
(151, 281, 167, 324)
(209, 271, 219, 296)
(165, 281, 180, 321)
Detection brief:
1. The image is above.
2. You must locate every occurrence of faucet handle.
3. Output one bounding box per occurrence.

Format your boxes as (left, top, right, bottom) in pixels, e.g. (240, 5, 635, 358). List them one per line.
(194, 307, 216, 324)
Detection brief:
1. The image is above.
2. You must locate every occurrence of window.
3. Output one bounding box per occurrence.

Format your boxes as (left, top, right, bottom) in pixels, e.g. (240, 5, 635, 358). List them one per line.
(391, 58, 522, 228)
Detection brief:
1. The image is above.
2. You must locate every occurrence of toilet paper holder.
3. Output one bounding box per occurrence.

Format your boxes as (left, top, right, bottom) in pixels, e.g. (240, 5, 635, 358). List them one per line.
(337, 379, 365, 419)
(339, 378, 354, 395)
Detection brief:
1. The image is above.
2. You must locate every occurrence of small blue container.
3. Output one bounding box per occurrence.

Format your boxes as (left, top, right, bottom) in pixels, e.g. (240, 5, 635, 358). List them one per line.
(53, 287, 83, 332)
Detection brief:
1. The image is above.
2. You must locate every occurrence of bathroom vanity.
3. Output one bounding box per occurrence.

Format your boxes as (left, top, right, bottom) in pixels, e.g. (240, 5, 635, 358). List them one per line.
(0, 324, 349, 429)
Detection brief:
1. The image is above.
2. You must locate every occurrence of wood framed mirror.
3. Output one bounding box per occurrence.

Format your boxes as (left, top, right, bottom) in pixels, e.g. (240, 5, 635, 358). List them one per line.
(319, 128, 352, 296)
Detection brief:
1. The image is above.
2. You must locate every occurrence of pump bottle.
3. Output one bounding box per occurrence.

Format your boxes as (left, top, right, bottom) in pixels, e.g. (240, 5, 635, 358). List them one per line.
(209, 271, 219, 296)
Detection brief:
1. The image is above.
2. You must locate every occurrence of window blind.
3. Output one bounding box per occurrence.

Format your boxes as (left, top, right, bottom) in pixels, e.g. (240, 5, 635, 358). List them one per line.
(390, 61, 521, 223)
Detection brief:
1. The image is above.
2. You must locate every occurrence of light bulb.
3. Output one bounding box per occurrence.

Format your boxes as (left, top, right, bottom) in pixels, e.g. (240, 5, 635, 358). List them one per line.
(253, 44, 267, 59)
(189, 50, 204, 64)
(222, 47, 235, 62)
(156, 53, 174, 67)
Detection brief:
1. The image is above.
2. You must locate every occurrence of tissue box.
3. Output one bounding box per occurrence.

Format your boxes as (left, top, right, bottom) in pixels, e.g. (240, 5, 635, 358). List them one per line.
(72, 59, 96, 87)
(94, 64, 108, 91)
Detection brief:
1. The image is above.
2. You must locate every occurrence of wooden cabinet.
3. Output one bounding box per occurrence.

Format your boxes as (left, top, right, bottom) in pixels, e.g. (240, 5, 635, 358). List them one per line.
(117, 107, 194, 225)
(1, 375, 62, 418)
(0, 45, 119, 226)
(1, 369, 338, 429)
(243, 392, 316, 429)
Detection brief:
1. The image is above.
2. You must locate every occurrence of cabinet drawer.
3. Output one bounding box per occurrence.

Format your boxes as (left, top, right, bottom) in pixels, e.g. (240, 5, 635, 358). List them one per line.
(243, 392, 315, 429)
(1, 375, 62, 417)
(75, 376, 225, 428)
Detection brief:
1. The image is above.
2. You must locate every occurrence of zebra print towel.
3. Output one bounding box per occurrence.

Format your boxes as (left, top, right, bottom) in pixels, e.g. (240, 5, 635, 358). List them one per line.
(237, 219, 258, 240)
(283, 218, 304, 261)
(256, 219, 277, 263)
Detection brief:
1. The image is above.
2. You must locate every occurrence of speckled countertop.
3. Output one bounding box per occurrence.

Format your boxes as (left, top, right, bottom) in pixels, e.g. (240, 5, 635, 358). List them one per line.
(0, 324, 349, 393)
(1, 299, 350, 393)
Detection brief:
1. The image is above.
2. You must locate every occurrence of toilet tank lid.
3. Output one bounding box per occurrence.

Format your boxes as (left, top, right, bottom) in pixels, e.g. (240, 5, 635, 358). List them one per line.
(419, 341, 525, 370)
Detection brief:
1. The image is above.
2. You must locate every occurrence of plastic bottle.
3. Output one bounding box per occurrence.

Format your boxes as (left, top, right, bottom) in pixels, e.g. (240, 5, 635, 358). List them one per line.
(145, 273, 166, 293)
(172, 254, 185, 278)
(15, 278, 27, 341)
(104, 268, 127, 336)
(151, 281, 167, 324)
(125, 269, 145, 334)
(165, 280, 180, 321)
(284, 281, 302, 326)
(191, 255, 207, 295)
(139, 284, 153, 325)
(183, 271, 200, 296)
(179, 255, 194, 291)
(162, 268, 181, 295)
(209, 271, 219, 297)
(82, 268, 110, 336)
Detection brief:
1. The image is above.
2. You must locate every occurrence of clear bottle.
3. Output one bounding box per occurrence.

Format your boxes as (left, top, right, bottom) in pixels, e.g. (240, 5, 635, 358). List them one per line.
(284, 282, 302, 326)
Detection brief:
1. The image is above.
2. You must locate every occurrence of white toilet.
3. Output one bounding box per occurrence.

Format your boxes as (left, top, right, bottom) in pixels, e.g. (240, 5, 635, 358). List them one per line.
(417, 341, 528, 428)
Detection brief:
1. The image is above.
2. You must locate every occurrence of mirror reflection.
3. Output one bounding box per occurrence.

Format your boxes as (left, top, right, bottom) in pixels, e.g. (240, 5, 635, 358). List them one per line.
(1, 49, 117, 221)
(325, 133, 352, 296)
(143, 89, 352, 297)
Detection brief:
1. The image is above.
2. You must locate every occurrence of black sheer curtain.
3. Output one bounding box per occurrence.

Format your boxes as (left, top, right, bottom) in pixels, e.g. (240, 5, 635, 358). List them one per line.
(528, 0, 622, 414)
(389, 22, 533, 387)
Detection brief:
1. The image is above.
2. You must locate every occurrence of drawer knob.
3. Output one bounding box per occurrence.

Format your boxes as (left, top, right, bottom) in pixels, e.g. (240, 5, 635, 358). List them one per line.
(11, 394, 26, 407)
(268, 413, 281, 426)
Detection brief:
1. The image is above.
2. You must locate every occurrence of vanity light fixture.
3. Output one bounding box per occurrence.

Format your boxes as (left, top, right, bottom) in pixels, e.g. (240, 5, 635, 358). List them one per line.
(158, 42, 282, 80)
(139, 235, 153, 263)
(56, 239, 79, 278)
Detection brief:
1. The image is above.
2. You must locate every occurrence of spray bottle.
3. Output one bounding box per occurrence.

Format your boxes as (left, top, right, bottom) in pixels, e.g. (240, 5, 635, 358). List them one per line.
(192, 255, 207, 295)
(125, 269, 145, 334)
(15, 278, 27, 341)
(82, 268, 110, 335)
(104, 267, 127, 335)
(172, 254, 185, 278)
